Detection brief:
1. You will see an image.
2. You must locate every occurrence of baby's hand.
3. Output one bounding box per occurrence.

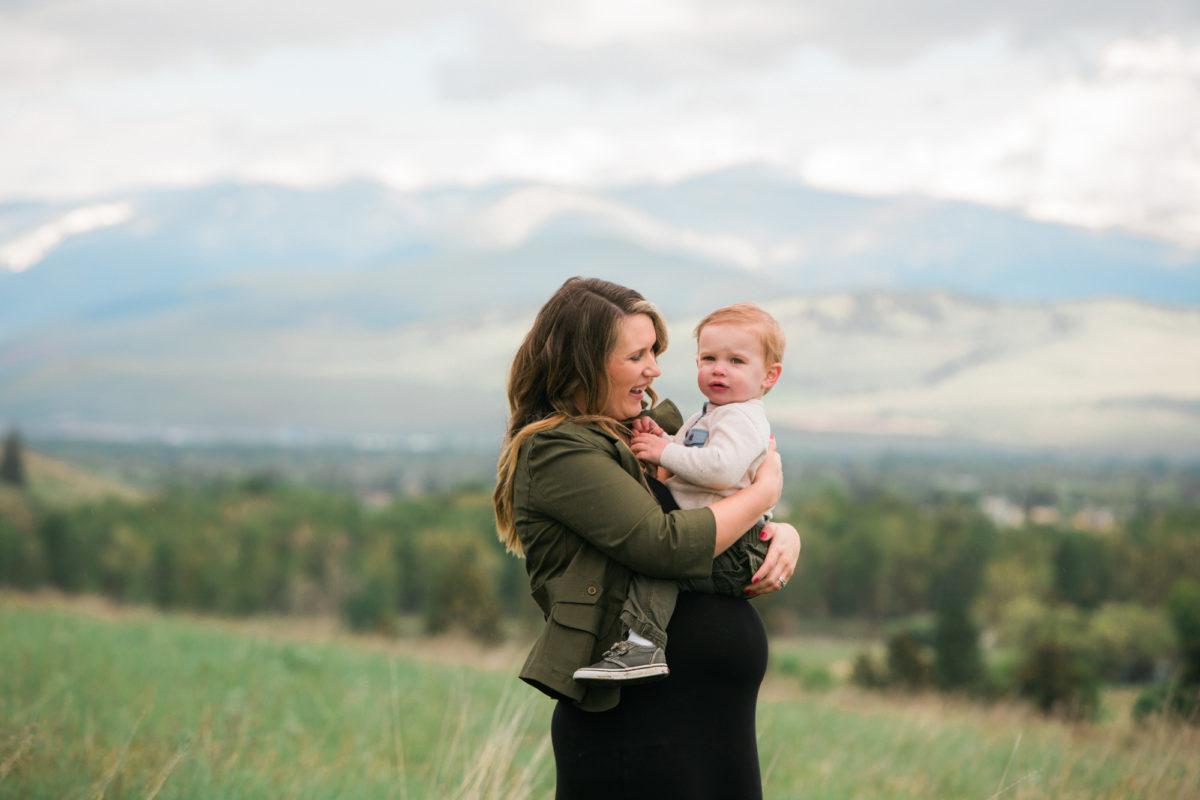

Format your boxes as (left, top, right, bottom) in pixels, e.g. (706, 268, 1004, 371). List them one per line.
(632, 416, 664, 437)
(631, 431, 669, 465)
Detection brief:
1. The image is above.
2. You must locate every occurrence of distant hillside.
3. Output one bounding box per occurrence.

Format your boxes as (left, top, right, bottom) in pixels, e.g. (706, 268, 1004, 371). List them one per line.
(2, 167, 1199, 454)
(0, 449, 147, 507)
(1, 287, 1198, 455)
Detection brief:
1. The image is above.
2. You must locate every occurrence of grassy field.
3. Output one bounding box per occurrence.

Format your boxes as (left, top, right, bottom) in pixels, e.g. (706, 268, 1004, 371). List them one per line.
(2, 594, 1198, 799)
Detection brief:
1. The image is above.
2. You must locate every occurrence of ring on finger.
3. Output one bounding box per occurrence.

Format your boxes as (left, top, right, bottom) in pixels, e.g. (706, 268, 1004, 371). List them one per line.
(778, 576, 787, 587)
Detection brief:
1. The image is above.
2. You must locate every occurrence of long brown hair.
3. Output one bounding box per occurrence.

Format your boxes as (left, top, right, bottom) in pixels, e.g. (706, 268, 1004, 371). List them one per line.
(493, 277, 668, 556)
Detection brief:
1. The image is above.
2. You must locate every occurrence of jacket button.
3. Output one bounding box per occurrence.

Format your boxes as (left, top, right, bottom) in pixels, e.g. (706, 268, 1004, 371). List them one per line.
(586, 586, 598, 596)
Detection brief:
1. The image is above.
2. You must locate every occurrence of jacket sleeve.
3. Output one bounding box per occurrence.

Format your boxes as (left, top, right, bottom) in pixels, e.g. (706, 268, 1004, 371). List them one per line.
(525, 431, 716, 580)
(659, 405, 768, 490)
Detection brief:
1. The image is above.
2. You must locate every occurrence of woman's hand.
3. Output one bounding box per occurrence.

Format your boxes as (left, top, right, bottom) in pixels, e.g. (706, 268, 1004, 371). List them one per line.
(744, 521, 800, 596)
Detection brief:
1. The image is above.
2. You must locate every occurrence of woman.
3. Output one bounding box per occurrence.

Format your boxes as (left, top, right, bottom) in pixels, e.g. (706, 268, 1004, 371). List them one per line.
(494, 277, 800, 799)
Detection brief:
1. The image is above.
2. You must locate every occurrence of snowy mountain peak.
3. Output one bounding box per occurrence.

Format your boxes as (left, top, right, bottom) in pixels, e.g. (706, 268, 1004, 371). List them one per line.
(0, 202, 134, 273)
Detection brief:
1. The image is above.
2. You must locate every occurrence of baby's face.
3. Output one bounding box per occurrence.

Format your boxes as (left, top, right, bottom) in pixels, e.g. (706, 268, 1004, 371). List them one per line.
(695, 323, 778, 406)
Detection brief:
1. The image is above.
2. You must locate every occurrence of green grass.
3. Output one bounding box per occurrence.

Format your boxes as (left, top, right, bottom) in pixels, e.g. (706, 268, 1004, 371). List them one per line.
(757, 690, 1198, 799)
(0, 598, 553, 799)
(3, 597, 1198, 799)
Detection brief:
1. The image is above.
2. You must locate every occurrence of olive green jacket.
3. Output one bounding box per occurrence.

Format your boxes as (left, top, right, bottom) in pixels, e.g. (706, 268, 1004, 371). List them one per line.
(514, 402, 717, 712)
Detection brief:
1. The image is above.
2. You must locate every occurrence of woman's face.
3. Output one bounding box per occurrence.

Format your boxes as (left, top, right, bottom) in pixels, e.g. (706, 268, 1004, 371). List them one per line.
(600, 313, 662, 420)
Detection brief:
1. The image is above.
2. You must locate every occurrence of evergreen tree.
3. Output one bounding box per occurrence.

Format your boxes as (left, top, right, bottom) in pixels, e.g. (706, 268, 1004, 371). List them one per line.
(1168, 579, 1200, 686)
(929, 505, 993, 690)
(1, 430, 27, 488)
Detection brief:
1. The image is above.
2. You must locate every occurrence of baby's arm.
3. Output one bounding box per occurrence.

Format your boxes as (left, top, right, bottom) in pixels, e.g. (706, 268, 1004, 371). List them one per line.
(630, 430, 675, 483)
(659, 407, 770, 491)
(630, 430, 669, 464)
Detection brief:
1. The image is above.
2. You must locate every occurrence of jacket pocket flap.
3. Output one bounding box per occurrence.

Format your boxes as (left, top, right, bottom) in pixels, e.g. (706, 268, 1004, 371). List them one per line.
(551, 600, 606, 633)
(537, 574, 602, 607)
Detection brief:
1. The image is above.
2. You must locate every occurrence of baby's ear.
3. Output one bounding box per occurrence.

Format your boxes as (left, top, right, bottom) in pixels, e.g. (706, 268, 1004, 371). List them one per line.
(761, 363, 782, 391)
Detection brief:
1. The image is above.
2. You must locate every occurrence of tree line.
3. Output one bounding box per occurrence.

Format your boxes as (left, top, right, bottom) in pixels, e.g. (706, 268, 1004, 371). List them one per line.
(2, 434, 1200, 721)
(771, 482, 1200, 721)
(0, 474, 532, 641)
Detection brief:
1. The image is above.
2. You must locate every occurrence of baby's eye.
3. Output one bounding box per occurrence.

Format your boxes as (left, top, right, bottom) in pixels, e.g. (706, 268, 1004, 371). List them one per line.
(731, 357, 745, 364)
(701, 355, 715, 361)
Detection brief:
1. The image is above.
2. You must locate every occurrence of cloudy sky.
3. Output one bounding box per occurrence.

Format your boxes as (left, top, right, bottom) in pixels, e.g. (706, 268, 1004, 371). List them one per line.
(3, 0, 1199, 249)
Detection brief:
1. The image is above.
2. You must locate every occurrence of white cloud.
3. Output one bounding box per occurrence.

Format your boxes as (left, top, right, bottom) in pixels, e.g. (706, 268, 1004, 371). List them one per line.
(800, 36, 1200, 249)
(7, 0, 1197, 90)
(1, 1, 1199, 251)
(433, 0, 1200, 96)
(0, 0, 455, 87)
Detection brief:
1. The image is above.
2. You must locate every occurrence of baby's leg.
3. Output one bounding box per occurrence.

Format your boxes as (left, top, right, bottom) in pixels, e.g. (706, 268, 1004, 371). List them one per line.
(681, 521, 768, 598)
(619, 574, 678, 649)
(573, 575, 675, 685)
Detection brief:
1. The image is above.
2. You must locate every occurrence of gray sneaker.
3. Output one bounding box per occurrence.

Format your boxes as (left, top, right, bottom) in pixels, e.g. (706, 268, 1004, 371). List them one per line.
(572, 640, 670, 685)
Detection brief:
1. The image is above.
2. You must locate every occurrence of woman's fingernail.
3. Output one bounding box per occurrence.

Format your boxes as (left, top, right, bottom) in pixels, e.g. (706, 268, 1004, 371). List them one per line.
(760, 530, 768, 539)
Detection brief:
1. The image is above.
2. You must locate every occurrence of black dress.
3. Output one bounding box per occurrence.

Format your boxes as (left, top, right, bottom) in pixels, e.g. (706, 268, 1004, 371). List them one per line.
(551, 591, 769, 799)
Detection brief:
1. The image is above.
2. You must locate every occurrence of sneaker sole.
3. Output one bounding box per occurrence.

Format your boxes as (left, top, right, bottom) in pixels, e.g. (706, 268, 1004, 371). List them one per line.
(572, 664, 670, 685)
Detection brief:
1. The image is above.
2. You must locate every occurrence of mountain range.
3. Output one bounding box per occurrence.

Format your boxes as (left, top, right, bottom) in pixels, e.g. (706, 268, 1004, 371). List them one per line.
(2, 166, 1198, 455)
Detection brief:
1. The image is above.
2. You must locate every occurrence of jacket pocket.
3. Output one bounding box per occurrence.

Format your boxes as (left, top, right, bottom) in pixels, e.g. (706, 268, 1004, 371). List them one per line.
(543, 601, 607, 689)
(535, 574, 605, 629)
(547, 573, 606, 638)
(533, 575, 610, 684)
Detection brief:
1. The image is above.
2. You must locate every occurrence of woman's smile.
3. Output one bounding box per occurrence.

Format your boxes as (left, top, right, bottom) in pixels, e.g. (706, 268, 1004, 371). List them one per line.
(602, 314, 661, 420)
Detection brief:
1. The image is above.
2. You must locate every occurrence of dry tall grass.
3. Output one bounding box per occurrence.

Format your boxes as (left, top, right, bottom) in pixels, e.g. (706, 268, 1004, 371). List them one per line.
(3, 593, 1199, 799)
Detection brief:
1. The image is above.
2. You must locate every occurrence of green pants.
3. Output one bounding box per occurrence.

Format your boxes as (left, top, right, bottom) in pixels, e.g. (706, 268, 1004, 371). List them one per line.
(619, 521, 768, 649)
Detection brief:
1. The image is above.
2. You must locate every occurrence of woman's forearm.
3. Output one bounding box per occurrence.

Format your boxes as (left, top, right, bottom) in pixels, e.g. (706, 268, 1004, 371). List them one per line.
(709, 483, 774, 555)
(708, 439, 782, 556)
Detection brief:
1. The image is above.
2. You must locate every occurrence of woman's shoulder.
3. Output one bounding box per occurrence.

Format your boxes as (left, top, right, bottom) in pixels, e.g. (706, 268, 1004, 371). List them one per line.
(520, 419, 646, 490)
(519, 420, 623, 472)
(528, 419, 618, 448)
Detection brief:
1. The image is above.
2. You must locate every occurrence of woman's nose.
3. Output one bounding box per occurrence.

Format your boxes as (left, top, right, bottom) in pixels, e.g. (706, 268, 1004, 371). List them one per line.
(645, 354, 662, 377)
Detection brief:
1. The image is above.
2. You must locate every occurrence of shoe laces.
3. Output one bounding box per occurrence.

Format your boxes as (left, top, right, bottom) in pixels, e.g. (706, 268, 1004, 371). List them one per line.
(604, 641, 634, 658)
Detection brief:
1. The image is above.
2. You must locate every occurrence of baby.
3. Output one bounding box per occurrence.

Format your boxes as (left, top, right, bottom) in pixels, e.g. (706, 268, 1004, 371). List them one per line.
(573, 302, 785, 685)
